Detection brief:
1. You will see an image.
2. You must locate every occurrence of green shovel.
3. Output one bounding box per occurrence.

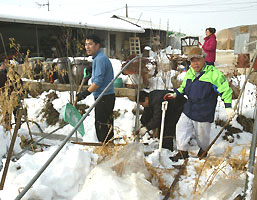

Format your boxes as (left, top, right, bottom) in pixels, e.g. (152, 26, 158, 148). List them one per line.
(63, 68, 89, 136)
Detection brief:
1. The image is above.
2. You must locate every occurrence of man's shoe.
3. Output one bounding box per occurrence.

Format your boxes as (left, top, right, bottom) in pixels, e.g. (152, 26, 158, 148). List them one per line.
(170, 150, 188, 162)
(197, 148, 207, 158)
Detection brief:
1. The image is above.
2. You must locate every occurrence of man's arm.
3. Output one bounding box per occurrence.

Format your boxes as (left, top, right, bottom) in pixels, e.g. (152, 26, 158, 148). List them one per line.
(145, 103, 162, 131)
(92, 57, 106, 87)
(213, 69, 233, 108)
(76, 57, 104, 102)
(140, 107, 152, 127)
(87, 82, 99, 93)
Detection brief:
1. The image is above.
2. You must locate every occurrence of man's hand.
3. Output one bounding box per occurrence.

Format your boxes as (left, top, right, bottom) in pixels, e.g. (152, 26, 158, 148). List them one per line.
(76, 89, 91, 102)
(226, 108, 235, 120)
(163, 93, 177, 100)
(138, 127, 148, 136)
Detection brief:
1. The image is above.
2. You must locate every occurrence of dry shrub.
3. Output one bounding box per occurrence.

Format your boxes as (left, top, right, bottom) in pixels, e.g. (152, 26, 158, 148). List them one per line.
(145, 162, 171, 195)
(19, 134, 37, 151)
(93, 144, 123, 161)
(0, 62, 26, 130)
(144, 161, 186, 199)
(194, 146, 249, 198)
(92, 129, 131, 163)
(228, 147, 248, 172)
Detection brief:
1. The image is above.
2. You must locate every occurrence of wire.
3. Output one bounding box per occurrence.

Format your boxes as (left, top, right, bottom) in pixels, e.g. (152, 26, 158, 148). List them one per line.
(126, 2, 257, 14)
(94, 6, 125, 16)
(127, 6, 257, 13)
(129, 1, 257, 8)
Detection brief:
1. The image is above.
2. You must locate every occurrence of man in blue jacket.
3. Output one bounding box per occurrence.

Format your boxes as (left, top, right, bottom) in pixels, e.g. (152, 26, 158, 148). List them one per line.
(77, 35, 115, 143)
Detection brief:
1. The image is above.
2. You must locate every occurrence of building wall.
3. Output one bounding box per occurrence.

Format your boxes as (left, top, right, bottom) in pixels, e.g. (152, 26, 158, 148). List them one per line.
(0, 21, 135, 61)
(0, 21, 89, 59)
(114, 32, 133, 59)
(0, 20, 145, 63)
(216, 24, 257, 50)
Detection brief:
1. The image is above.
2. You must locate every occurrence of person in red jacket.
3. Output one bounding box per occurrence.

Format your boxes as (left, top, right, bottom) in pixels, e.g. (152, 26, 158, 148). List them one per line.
(201, 27, 217, 66)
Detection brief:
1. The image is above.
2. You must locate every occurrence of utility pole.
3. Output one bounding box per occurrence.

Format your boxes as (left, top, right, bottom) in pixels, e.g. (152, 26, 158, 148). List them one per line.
(166, 19, 169, 47)
(41, 0, 50, 11)
(126, 4, 128, 17)
(46, 0, 50, 11)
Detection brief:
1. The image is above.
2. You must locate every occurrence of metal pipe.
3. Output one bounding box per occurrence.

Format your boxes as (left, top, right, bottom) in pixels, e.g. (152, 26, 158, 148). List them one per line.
(244, 105, 257, 195)
(245, 39, 257, 47)
(134, 55, 142, 141)
(35, 25, 39, 57)
(248, 109, 257, 173)
(0, 33, 7, 59)
(13, 123, 68, 160)
(15, 55, 141, 200)
(67, 58, 74, 104)
(66, 36, 74, 104)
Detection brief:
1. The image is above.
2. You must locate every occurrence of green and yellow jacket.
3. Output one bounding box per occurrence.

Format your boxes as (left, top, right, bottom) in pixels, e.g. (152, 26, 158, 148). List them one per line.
(175, 65, 232, 123)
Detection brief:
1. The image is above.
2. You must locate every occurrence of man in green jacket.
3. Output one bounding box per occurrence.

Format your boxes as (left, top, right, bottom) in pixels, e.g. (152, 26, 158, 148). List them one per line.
(164, 47, 234, 161)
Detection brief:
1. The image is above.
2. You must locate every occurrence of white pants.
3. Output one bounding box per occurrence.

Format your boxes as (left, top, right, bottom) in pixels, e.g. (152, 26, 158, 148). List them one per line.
(176, 113, 211, 151)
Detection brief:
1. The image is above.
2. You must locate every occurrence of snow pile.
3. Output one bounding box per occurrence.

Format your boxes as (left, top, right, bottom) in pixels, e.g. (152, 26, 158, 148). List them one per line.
(0, 127, 9, 160)
(0, 144, 96, 200)
(0, 128, 22, 160)
(74, 143, 161, 200)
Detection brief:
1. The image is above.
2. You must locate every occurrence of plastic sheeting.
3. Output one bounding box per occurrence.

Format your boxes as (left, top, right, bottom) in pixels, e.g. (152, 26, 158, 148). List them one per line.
(200, 178, 244, 200)
(74, 143, 161, 200)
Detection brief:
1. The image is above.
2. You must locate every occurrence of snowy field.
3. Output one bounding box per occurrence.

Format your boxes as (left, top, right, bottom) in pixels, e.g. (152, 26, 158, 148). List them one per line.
(0, 56, 256, 200)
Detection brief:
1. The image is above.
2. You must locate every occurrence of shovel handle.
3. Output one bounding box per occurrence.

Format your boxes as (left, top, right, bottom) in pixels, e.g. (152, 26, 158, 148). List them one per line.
(74, 77, 86, 106)
(159, 101, 168, 152)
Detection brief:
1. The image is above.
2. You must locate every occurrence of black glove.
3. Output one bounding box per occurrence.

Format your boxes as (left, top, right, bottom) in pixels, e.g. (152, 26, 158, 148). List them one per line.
(76, 89, 91, 102)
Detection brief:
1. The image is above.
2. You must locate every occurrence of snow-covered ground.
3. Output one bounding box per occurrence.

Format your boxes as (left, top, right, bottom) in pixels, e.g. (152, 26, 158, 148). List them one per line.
(0, 56, 256, 200)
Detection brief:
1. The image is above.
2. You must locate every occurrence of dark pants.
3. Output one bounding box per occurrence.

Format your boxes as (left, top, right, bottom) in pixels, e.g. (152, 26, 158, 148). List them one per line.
(162, 137, 174, 151)
(206, 61, 214, 66)
(95, 94, 115, 142)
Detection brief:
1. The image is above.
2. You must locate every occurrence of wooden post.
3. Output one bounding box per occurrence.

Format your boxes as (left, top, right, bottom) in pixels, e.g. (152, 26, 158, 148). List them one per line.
(227, 29, 231, 50)
(0, 109, 22, 190)
(166, 19, 169, 47)
(126, 4, 128, 17)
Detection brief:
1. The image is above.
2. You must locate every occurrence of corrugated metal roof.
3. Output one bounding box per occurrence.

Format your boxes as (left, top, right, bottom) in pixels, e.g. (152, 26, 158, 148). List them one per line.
(0, 11, 145, 33)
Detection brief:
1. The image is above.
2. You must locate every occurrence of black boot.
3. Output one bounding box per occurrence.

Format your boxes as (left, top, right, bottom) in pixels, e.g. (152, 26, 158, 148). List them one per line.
(170, 150, 188, 162)
(197, 148, 207, 158)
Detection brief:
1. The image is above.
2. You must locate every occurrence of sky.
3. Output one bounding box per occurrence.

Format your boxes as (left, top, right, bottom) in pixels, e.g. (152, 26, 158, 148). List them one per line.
(0, 0, 257, 36)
